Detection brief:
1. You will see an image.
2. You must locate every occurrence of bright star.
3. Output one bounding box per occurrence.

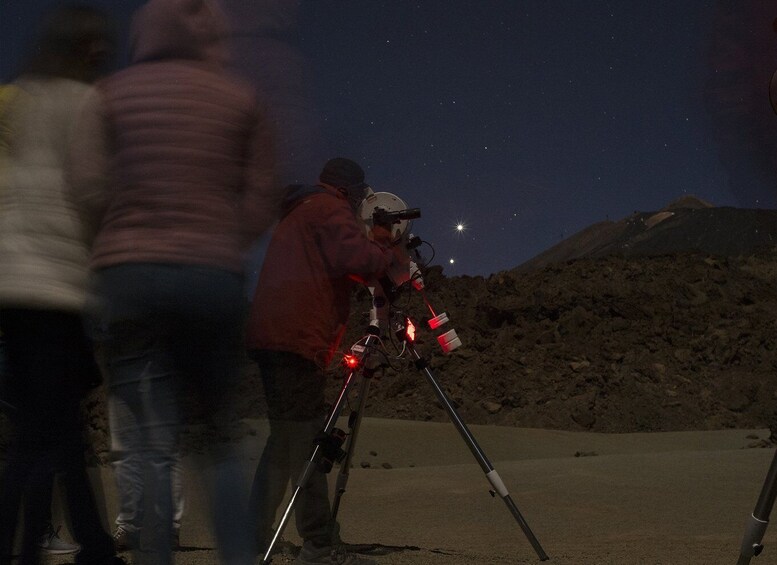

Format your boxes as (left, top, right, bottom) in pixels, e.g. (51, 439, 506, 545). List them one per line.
(453, 220, 467, 235)
(449, 258, 455, 264)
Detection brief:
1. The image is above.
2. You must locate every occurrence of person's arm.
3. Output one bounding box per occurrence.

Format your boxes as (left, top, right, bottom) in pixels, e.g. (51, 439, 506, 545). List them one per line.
(317, 198, 395, 279)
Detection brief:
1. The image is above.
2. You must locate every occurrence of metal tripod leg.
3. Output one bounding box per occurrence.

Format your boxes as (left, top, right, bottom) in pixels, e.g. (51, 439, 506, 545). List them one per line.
(738, 447, 777, 564)
(260, 336, 377, 564)
(407, 343, 549, 561)
(332, 366, 374, 521)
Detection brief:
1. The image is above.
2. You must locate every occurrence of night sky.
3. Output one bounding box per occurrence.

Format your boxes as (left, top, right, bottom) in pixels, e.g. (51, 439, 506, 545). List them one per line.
(3, 1, 777, 276)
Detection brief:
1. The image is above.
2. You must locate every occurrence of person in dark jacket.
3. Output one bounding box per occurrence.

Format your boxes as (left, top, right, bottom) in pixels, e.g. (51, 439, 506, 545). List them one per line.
(245, 158, 395, 565)
(68, 1, 279, 564)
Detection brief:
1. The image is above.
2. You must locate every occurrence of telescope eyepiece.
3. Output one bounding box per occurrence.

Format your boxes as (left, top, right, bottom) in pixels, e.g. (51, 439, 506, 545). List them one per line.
(372, 207, 421, 225)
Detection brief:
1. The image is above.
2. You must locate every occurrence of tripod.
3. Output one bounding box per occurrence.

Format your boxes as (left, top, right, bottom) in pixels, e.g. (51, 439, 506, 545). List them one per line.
(260, 321, 549, 563)
(737, 448, 777, 564)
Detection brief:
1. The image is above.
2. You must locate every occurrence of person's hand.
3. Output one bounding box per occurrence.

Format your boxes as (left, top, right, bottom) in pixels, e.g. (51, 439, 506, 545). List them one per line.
(371, 223, 394, 246)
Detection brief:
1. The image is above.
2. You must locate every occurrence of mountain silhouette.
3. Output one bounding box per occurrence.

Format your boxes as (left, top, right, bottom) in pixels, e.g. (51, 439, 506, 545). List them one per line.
(516, 196, 777, 272)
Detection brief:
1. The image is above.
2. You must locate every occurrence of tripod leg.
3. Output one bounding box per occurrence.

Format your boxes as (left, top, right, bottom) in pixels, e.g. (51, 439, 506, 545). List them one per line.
(738, 448, 777, 565)
(332, 367, 374, 522)
(260, 364, 361, 564)
(408, 345, 549, 561)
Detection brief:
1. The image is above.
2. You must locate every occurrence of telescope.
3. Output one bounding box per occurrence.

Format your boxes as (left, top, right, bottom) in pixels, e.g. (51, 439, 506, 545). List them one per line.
(372, 207, 421, 226)
(355, 191, 426, 290)
(357, 191, 416, 243)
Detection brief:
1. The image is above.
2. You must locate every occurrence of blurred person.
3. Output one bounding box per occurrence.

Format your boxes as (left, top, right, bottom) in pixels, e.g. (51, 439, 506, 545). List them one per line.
(110, 452, 185, 551)
(0, 339, 81, 557)
(219, 0, 320, 299)
(245, 158, 396, 565)
(68, 0, 279, 564)
(220, 0, 320, 185)
(37, 518, 81, 555)
(0, 5, 123, 565)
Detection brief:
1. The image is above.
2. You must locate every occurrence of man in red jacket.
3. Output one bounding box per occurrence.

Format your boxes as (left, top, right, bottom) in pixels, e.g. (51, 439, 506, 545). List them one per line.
(246, 158, 394, 565)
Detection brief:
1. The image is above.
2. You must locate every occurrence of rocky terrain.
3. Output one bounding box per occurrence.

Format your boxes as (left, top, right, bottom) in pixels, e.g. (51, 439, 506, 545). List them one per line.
(330, 196, 777, 437)
(344, 251, 777, 435)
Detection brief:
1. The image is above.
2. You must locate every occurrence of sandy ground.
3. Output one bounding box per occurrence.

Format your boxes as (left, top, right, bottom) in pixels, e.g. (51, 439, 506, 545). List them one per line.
(42, 418, 777, 565)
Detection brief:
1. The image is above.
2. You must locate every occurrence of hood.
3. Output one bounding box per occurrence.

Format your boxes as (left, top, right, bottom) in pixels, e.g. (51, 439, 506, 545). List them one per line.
(129, 0, 229, 65)
(281, 184, 341, 216)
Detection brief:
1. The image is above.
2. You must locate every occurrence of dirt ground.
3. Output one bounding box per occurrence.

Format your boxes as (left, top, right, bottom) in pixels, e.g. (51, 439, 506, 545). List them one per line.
(41, 418, 777, 565)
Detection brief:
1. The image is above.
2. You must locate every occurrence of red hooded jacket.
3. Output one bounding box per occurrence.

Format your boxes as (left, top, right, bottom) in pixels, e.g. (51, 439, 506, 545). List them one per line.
(245, 184, 394, 366)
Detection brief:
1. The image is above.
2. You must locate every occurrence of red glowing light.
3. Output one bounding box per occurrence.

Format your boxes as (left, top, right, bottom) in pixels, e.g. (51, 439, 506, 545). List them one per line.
(422, 291, 437, 318)
(343, 354, 359, 369)
(405, 318, 416, 342)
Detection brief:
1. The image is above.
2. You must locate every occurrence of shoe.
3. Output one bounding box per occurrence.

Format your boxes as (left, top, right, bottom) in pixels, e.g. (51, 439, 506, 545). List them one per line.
(171, 529, 181, 550)
(294, 544, 331, 565)
(38, 524, 80, 555)
(112, 526, 138, 552)
(294, 545, 376, 565)
(331, 546, 376, 565)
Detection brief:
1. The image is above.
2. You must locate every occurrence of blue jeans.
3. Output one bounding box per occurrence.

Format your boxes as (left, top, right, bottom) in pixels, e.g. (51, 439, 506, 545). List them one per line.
(109, 389, 185, 535)
(95, 263, 251, 565)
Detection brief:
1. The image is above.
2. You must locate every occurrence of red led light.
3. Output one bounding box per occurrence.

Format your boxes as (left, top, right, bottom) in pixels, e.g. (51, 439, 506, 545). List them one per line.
(343, 354, 359, 369)
(405, 318, 416, 342)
